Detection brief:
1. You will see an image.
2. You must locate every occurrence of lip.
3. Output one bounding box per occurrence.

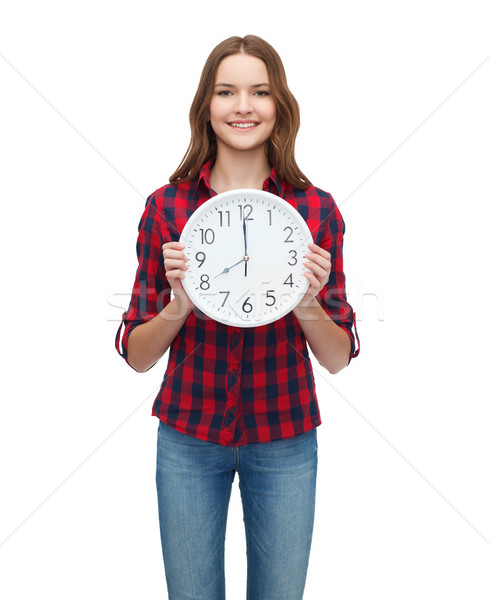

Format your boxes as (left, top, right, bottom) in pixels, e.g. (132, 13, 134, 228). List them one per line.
(227, 120, 260, 130)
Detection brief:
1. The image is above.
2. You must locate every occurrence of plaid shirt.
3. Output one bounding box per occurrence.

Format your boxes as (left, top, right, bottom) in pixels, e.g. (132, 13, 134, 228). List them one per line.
(115, 157, 359, 446)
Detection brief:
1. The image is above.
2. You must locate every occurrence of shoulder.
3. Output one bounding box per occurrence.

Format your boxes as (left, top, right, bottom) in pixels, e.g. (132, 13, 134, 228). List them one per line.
(284, 182, 342, 222)
(143, 179, 199, 241)
(301, 184, 337, 207)
(283, 180, 333, 205)
(146, 180, 192, 206)
(140, 180, 198, 223)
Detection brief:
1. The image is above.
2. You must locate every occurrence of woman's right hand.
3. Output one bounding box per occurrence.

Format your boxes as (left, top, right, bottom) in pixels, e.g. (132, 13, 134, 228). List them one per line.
(162, 241, 194, 311)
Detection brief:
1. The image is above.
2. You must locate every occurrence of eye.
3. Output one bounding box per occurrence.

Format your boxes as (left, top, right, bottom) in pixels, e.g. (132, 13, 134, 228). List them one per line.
(254, 90, 270, 97)
(217, 90, 233, 96)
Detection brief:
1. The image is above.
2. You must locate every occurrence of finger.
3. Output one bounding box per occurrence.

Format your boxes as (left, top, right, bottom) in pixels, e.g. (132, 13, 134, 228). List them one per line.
(163, 248, 188, 260)
(305, 252, 330, 271)
(304, 269, 321, 286)
(163, 252, 188, 272)
(303, 272, 321, 295)
(164, 258, 188, 271)
(307, 243, 331, 260)
(306, 261, 331, 287)
(162, 241, 185, 252)
(304, 261, 328, 279)
(306, 247, 331, 262)
(166, 269, 186, 281)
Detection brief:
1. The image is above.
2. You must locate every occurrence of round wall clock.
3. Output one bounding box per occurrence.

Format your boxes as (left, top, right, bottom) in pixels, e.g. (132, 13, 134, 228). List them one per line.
(180, 189, 313, 327)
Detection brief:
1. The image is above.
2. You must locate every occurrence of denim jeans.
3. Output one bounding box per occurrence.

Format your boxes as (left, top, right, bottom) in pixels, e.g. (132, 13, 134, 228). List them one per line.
(155, 419, 318, 600)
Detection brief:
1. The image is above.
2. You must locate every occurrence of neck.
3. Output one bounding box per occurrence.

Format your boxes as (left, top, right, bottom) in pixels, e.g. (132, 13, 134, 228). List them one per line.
(209, 145, 271, 194)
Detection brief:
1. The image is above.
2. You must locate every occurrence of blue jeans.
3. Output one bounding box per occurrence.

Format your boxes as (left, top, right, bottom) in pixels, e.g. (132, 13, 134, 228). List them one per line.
(155, 420, 318, 600)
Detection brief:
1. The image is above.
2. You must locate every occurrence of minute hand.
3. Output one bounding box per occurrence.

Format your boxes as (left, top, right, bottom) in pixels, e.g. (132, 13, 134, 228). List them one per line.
(243, 218, 249, 277)
(243, 217, 248, 255)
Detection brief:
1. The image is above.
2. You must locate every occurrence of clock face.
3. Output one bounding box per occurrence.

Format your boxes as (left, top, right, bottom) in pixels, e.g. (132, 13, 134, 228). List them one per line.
(180, 189, 313, 327)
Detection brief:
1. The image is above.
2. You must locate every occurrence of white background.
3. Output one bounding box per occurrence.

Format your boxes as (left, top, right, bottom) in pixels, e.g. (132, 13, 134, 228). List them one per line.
(1, 1, 489, 598)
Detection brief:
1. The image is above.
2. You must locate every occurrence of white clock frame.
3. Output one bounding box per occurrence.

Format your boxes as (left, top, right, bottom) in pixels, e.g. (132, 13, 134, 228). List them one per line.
(180, 188, 313, 327)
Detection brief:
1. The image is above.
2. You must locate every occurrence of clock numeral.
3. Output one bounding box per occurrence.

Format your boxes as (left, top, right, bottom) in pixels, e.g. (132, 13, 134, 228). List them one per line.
(199, 274, 210, 290)
(242, 297, 253, 313)
(199, 228, 215, 244)
(265, 290, 276, 306)
(283, 226, 294, 243)
(217, 210, 230, 227)
(267, 209, 272, 226)
(284, 274, 294, 287)
(287, 250, 297, 266)
(196, 251, 206, 267)
(239, 204, 254, 221)
(219, 291, 230, 307)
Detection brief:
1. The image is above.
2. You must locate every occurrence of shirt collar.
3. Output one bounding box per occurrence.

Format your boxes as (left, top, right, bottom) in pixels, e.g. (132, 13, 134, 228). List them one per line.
(192, 156, 284, 198)
(265, 161, 284, 197)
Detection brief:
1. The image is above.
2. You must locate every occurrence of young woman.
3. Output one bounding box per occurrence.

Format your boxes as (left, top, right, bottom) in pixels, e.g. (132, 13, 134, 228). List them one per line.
(116, 35, 359, 600)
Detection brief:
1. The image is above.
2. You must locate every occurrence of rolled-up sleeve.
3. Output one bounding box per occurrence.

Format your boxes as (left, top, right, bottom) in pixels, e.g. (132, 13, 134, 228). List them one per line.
(115, 193, 170, 369)
(316, 194, 360, 364)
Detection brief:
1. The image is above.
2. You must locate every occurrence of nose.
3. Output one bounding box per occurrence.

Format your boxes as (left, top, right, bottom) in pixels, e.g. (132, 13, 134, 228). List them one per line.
(234, 91, 253, 115)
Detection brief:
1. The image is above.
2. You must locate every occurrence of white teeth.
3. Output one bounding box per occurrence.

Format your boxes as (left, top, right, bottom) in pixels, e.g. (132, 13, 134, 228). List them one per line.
(230, 122, 258, 128)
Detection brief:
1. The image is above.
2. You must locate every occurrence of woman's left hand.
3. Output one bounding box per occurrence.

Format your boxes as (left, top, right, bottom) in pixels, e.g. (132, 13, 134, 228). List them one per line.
(297, 243, 331, 307)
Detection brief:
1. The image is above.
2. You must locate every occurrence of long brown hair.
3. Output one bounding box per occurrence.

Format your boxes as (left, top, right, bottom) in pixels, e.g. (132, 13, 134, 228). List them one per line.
(169, 35, 312, 189)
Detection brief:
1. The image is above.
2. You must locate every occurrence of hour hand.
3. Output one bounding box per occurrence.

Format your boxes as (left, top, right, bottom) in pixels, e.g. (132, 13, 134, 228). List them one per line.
(214, 257, 245, 278)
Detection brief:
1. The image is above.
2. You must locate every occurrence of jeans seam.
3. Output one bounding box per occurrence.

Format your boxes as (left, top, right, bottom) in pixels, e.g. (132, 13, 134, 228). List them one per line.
(221, 470, 234, 600)
(239, 478, 251, 600)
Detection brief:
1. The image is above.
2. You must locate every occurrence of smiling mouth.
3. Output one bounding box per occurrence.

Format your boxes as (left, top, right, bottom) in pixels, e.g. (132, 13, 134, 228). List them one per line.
(227, 122, 260, 129)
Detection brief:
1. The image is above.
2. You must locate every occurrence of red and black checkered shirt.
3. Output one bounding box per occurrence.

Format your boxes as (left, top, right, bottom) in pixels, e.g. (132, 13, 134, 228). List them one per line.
(115, 157, 359, 446)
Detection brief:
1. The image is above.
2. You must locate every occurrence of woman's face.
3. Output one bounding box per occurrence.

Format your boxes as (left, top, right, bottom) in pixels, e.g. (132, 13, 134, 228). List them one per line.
(209, 53, 276, 154)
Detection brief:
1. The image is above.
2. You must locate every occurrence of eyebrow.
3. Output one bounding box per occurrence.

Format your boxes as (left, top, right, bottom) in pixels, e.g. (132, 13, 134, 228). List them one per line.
(214, 82, 270, 88)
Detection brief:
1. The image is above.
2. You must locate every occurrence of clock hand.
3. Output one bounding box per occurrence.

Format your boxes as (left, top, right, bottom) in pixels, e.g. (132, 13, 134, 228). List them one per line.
(243, 218, 249, 277)
(216, 218, 251, 279)
(243, 217, 248, 256)
(214, 257, 245, 278)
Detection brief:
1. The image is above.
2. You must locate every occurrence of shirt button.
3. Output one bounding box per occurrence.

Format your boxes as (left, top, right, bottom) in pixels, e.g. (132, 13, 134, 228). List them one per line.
(233, 364, 239, 371)
(234, 328, 241, 334)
